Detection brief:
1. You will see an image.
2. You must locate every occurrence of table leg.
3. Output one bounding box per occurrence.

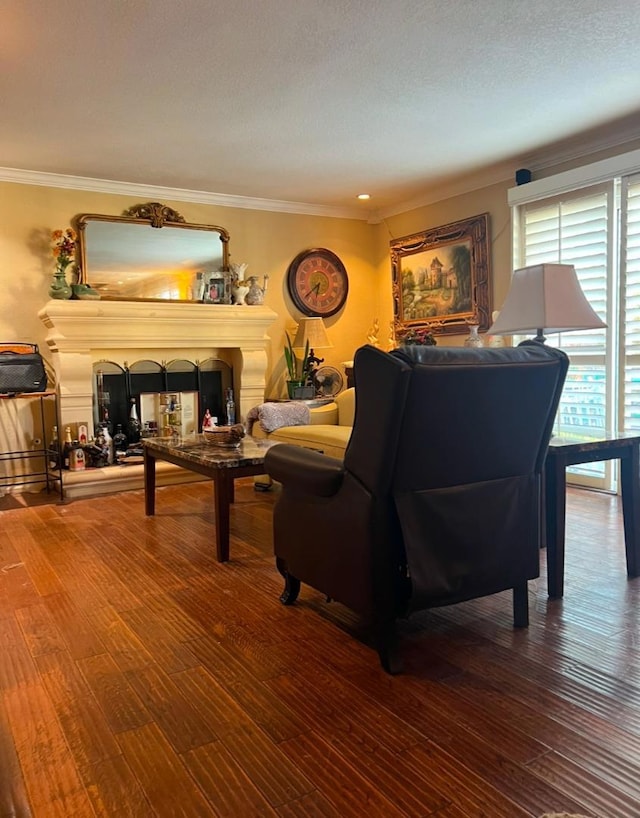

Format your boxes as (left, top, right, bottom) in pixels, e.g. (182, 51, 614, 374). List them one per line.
(545, 455, 566, 598)
(620, 444, 640, 578)
(213, 472, 233, 562)
(144, 448, 156, 516)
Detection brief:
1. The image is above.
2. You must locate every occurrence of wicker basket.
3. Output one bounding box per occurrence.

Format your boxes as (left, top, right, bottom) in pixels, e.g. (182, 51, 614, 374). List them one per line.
(202, 425, 244, 447)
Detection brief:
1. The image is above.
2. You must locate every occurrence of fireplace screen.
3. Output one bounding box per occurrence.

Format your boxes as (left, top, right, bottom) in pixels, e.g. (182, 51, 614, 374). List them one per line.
(93, 357, 232, 436)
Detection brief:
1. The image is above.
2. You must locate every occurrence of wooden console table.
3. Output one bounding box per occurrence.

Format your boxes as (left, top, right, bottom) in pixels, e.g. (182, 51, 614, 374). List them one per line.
(143, 435, 278, 562)
(545, 431, 640, 598)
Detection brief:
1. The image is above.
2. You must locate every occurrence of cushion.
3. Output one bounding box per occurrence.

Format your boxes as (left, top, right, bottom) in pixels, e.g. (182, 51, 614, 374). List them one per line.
(266, 424, 352, 459)
(335, 387, 355, 426)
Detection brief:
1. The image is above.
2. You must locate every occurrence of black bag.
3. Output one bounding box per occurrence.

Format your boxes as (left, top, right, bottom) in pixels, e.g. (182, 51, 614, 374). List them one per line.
(0, 343, 48, 394)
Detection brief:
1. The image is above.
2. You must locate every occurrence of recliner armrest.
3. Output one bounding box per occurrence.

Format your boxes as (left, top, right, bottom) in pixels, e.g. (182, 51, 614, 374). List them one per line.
(264, 444, 344, 497)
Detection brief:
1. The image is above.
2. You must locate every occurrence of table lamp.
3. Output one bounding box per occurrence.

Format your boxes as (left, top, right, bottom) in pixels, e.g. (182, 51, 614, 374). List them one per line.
(292, 317, 332, 376)
(489, 263, 606, 343)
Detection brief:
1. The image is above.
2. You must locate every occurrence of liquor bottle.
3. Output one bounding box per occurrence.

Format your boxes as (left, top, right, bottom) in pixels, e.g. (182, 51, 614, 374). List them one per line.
(225, 388, 236, 426)
(113, 423, 128, 454)
(101, 406, 113, 435)
(48, 426, 60, 471)
(127, 398, 141, 444)
(62, 426, 73, 470)
(69, 439, 86, 471)
(100, 423, 114, 464)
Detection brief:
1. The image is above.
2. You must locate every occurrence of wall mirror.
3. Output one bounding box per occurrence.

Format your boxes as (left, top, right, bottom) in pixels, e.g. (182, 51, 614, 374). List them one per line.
(75, 202, 230, 301)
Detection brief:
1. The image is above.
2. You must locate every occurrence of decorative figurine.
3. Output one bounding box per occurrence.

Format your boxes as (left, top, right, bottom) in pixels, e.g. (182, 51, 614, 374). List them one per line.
(202, 408, 215, 429)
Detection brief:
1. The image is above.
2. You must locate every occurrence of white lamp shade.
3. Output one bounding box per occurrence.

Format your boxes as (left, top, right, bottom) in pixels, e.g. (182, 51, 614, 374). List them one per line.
(489, 263, 606, 336)
(291, 317, 332, 350)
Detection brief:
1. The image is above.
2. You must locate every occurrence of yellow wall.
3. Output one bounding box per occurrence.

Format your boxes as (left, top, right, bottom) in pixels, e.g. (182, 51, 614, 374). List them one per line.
(6, 139, 638, 398)
(0, 182, 379, 400)
(5, 136, 637, 428)
(3, 140, 638, 489)
(373, 180, 513, 347)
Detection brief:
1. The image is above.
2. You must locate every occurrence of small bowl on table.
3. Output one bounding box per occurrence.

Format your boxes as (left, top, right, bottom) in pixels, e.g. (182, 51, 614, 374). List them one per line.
(202, 424, 245, 448)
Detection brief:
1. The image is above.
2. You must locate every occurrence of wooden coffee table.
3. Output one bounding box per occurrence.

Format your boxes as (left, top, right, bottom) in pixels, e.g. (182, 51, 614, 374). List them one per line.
(143, 435, 279, 562)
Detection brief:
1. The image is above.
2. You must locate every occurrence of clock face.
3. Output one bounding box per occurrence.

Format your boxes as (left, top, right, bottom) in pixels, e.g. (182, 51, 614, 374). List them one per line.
(287, 248, 349, 317)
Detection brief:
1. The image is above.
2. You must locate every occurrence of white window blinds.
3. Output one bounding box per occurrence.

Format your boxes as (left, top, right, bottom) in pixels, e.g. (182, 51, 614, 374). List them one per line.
(622, 175, 640, 431)
(520, 190, 610, 450)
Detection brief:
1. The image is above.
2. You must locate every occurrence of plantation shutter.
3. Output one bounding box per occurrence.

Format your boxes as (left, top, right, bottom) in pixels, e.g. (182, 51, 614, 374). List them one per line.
(622, 174, 640, 432)
(520, 188, 610, 484)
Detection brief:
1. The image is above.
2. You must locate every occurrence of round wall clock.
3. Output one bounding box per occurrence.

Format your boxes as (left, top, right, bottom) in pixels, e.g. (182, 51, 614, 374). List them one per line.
(286, 248, 349, 317)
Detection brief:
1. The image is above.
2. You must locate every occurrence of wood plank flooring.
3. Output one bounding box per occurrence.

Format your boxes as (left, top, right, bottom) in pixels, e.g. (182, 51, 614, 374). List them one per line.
(0, 480, 637, 817)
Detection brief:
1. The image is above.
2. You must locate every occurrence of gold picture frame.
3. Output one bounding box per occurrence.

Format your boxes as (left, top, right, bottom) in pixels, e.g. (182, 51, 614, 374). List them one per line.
(391, 212, 491, 339)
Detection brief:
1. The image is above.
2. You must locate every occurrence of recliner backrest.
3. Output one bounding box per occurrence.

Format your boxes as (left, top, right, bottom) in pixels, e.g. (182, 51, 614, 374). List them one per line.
(392, 343, 569, 490)
(343, 346, 412, 496)
(389, 343, 569, 610)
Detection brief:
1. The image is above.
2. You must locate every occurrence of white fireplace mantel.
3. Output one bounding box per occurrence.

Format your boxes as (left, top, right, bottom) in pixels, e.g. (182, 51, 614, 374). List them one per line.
(39, 300, 278, 431)
(38, 300, 278, 497)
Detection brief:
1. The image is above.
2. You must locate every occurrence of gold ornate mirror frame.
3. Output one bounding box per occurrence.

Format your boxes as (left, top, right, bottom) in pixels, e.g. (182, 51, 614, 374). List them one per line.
(75, 202, 230, 302)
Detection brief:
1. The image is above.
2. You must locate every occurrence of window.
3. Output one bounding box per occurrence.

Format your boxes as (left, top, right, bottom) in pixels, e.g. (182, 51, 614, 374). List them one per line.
(622, 175, 640, 433)
(511, 151, 640, 492)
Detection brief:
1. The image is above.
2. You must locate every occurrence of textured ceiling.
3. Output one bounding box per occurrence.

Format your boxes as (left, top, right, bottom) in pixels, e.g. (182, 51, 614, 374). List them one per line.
(2, 0, 640, 215)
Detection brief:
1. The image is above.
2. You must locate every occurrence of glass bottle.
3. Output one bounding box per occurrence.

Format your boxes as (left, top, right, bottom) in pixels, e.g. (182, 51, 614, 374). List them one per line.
(69, 438, 86, 471)
(127, 398, 141, 444)
(225, 387, 236, 426)
(48, 426, 60, 471)
(100, 422, 114, 464)
(101, 406, 113, 435)
(62, 426, 73, 470)
(113, 423, 128, 453)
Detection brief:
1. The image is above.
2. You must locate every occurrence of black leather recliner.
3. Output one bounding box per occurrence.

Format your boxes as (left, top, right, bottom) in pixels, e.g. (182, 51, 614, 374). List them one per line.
(264, 342, 568, 672)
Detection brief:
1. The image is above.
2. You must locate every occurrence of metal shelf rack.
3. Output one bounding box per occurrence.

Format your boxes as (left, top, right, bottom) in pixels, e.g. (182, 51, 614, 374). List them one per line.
(0, 391, 63, 500)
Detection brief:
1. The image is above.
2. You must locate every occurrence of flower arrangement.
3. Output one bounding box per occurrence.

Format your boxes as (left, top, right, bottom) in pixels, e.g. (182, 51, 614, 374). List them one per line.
(400, 327, 437, 346)
(51, 228, 77, 275)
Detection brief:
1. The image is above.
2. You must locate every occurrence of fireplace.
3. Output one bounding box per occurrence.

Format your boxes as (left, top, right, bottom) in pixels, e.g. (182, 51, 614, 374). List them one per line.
(39, 300, 277, 497)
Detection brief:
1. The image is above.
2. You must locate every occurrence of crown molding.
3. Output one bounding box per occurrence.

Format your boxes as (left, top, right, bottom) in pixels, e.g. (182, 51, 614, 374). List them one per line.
(508, 145, 640, 207)
(377, 160, 515, 220)
(519, 120, 640, 176)
(376, 120, 640, 220)
(0, 167, 368, 221)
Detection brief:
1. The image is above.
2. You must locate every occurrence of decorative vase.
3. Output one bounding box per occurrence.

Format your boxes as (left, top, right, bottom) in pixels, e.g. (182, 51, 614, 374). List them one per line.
(231, 284, 250, 305)
(230, 262, 249, 280)
(71, 283, 101, 300)
(49, 271, 72, 300)
(245, 275, 269, 305)
(464, 324, 484, 348)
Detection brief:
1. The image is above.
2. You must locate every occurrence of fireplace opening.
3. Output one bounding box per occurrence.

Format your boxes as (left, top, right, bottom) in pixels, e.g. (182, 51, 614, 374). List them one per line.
(93, 357, 232, 436)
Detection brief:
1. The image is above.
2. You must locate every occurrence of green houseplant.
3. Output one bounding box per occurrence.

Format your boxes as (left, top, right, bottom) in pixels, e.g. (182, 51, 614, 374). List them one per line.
(284, 332, 312, 399)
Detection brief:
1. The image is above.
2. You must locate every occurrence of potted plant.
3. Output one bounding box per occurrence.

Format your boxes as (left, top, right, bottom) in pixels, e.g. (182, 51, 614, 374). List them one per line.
(284, 332, 314, 399)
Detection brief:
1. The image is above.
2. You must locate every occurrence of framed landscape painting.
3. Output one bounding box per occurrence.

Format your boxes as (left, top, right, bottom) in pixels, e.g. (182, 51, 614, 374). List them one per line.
(391, 212, 491, 339)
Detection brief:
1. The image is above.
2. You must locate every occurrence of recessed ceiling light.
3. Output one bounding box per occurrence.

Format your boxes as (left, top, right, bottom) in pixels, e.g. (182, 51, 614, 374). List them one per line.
(357, 193, 371, 200)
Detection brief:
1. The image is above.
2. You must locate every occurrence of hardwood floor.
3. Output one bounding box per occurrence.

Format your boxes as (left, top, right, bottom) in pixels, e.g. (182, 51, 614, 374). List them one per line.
(0, 480, 637, 817)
